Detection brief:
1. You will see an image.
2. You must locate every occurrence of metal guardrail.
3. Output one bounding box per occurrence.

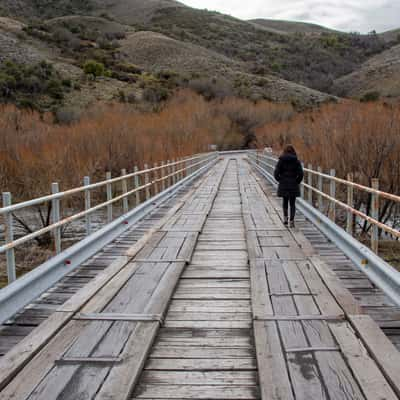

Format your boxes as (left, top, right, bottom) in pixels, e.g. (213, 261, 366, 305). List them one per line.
(0, 153, 216, 284)
(0, 152, 219, 324)
(248, 151, 400, 307)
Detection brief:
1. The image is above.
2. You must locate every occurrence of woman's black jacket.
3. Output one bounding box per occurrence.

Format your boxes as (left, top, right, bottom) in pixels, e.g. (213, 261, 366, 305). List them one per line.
(273, 154, 304, 198)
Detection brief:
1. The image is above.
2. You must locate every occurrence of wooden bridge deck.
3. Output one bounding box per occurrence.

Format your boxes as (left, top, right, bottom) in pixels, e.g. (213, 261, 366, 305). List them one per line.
(0, 155, 400, 399)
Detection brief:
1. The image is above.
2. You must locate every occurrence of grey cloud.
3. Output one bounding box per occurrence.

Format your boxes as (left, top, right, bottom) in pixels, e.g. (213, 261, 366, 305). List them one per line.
(180, 0, 400, 33)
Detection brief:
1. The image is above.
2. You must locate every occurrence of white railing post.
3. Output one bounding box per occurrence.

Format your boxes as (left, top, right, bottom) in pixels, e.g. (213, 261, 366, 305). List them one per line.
(167, 160, 171, 187)
(144, 164, 151, 200)
(83, 176, 91, 236)
(300, 162, 305, 199)
(161, 161, 166, 191)
(121, 169, 129, 214)
(2, 192, 16, 283)
(172, 159, 176, 185)
(329, 169, 336, 222)
(106, 172, 113, 223)
(347, 173, 354, 236)
(371, 178, 380, 254)
(134, 166, 140, 207)
(317, 166, 323, 212)
(51, 183, 61, 254)
(154, 163, 159, 195)
(308, 164, 313, 204)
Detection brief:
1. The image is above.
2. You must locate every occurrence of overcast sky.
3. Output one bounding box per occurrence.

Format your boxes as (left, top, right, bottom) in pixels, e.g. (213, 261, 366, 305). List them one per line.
(180, 0, 400, 33)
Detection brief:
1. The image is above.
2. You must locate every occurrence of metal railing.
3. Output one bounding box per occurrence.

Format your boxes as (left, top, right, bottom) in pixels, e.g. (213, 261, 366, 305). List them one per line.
(248, 150, 400, 306)
(0, 152, 218, 285)
(249, 151, 400, 254)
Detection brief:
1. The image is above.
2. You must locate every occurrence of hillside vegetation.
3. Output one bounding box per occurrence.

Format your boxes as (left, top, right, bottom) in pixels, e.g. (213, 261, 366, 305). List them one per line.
(0, 0, 399, 112)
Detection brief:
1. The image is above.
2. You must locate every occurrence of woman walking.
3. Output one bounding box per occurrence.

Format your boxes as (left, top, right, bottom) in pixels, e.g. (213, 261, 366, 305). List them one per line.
(274, 145, 304, 228)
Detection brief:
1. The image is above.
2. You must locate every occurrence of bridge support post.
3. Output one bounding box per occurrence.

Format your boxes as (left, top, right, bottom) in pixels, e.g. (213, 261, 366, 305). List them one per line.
(329, 169, 336, 222)
(134, 166, 140, 207)
(121, 169, 129, 214)
(2, 192, 16, 283)
(371, 178, 380, 254)
(144, 164, 151, 200)
(307, 164, 313, 204)
(317, 166, 323, 212)
(106, 172, 113, 223)
(83, 176, 91, 236)
(51, 183, 61, 254)
(346, 173, 354, 236)
(154, 163, 159, 195)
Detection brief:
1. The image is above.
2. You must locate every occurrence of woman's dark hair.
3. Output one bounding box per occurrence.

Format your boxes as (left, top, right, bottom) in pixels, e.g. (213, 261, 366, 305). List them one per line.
(283, 145, 297, 156)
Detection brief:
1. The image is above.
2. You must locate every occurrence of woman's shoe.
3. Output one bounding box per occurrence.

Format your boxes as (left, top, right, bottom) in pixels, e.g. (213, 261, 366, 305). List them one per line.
(289, 220, 295, 228)
(283, 217, 288, 226)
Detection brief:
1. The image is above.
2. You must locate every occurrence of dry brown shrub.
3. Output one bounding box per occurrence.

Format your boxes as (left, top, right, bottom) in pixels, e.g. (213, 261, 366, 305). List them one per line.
(0, 90, 292, 201)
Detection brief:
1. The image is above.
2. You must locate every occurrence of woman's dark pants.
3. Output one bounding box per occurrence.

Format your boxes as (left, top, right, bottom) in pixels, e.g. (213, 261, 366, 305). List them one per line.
(283, 196, 296, 221)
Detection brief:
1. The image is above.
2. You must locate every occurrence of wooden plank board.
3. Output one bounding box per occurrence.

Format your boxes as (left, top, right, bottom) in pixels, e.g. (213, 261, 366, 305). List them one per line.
(330, 322, 397, 400)
(310, 256, 362, 315)
(144, 358, 257, 371)
(349, 315, 400, 398)
(133, 384, 260, 399)
(253, 320, 294, 400)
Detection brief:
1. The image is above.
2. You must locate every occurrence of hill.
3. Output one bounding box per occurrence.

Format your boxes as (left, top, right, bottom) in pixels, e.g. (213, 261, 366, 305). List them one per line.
(249, 19, 337, 35)
(333, 44, 400, 99)
(0, 0, 400, 113)
(144, 7, 397, 93)
(0, 0, 184, 23)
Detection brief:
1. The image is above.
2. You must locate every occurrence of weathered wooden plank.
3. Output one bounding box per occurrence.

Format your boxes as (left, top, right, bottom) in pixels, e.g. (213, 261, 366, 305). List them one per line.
(140, 370, 257, 385)
(330, 322, 397, 400)
(0, 321, 85, 400)
(0, 311, 73, 392)
(349, 314, 400, 397)
(253, 320, 294, 400)
(310, 256, 362, 315)
(133, 384, 260, 399)
(144, 358, 257, 371)
(96, 322, 159, 400)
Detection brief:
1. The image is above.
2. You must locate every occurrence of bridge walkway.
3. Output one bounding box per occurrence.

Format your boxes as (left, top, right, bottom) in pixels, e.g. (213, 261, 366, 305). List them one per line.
(0, 155, 399, 399)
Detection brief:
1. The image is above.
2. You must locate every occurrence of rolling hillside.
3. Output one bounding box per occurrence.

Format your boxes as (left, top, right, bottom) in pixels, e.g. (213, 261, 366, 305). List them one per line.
(0, 0, 399, 112)
(249, 19, 337, 35)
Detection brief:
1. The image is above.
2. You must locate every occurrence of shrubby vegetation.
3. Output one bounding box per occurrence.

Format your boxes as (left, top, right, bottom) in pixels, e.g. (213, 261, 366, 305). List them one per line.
(0, 90, 292, 200)
(255, 101, 400, 231)
(148, 8, 393, 93)
(0, 60, 73, 109)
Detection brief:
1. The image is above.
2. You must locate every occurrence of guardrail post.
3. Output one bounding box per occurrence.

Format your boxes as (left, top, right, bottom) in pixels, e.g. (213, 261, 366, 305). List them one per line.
(154, 163, 159, 195)
(83, 176, 91, 236)
(106, 172, 113, 223)
(161, 161, 166, 191)
(134, 166, 140, 207)
(144, 164, 151, 200)
(166, 160, 171, 187)
(308, 164, 313, 204)
(346, 173, 354, 236)
(329, 169, 336, 222)
(300, 163, 305, 199)
(371, 178, 380, 254)
(172, 159, 176, 185)
(121, 169, 129, 214)
(51, 183, 61, 254)
(176, 158, 181, 181)
(184, 157, 188, 178)
(317, 166, 323, 212)
(2, 192, 16, 283)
